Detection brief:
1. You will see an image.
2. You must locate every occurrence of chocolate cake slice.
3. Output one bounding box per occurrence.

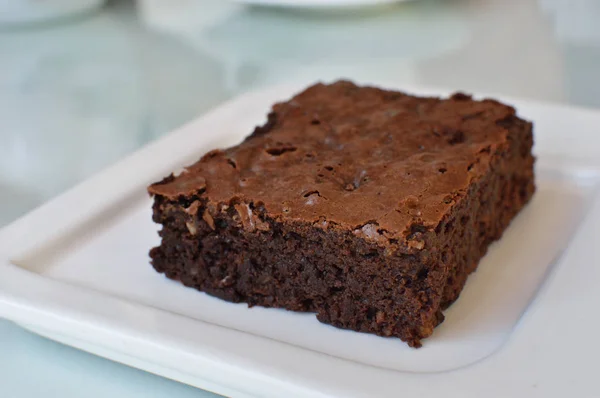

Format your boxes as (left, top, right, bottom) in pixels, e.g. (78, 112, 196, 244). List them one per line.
(148, 81, 535, 347)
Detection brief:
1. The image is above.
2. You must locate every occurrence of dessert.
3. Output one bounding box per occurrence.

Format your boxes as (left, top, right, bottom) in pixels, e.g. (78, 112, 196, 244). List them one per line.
(148, 81, 535, 347)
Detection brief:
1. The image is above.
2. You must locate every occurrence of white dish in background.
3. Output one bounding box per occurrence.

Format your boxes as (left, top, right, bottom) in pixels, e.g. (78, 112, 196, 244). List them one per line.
(231, 0, 409, 9)
(1, 81, 600, 397)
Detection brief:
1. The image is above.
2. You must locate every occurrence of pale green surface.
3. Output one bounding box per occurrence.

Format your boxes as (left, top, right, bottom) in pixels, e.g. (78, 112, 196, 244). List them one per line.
(1, 0, 600, 396)
(0, 321, 220, 398)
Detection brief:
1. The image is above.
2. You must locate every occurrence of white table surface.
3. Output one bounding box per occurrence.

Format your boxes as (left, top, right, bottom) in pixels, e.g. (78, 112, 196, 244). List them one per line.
(1, 0, 600, 396)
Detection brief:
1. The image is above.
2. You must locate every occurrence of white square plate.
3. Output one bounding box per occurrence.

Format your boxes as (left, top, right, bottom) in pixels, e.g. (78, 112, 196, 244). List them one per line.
(1, 82, 600, 398)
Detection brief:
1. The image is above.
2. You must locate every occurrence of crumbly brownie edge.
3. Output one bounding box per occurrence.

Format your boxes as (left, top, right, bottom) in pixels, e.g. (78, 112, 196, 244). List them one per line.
(437, 114, 535, 309)
(150, 195, 448, 347)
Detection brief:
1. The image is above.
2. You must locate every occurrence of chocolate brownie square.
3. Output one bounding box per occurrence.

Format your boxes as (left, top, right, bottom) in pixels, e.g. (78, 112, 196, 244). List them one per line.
(148, 81, 535, 347)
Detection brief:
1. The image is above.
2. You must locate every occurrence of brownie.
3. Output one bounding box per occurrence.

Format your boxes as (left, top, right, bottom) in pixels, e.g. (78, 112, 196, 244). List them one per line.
(148, 81, 535, 347)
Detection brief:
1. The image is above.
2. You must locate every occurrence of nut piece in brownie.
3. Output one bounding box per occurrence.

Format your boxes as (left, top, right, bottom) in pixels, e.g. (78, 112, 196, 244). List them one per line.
(148, 81, 535, 347)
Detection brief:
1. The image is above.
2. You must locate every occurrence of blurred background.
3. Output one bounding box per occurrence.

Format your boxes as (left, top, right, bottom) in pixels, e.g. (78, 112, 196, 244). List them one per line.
(1, 0, 599, 396)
